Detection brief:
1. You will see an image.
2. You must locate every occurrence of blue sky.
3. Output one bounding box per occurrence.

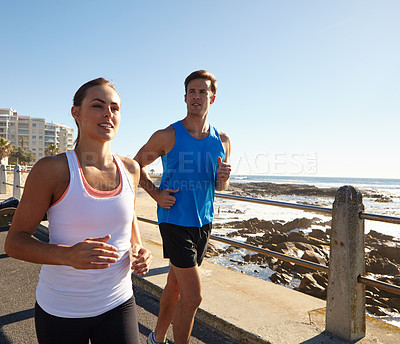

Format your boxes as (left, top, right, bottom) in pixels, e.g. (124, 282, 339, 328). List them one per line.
(1, 0, 399, 178)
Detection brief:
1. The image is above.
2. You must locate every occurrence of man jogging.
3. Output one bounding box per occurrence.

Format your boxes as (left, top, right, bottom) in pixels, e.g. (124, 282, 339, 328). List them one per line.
(135, 70, 231, 344)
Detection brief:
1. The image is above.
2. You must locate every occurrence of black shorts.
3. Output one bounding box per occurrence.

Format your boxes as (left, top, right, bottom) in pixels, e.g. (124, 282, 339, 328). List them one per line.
(159, 222, 212, 268)
(35, 296, 139, 344)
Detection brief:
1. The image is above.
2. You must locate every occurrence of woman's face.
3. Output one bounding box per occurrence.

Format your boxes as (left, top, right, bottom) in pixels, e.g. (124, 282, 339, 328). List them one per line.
(72, 85, 121, 143)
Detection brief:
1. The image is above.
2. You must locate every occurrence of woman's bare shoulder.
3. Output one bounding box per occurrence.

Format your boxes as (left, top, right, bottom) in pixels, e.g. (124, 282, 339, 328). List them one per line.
(117, 156, 139, 174)
(117, 156, 140, 187)
(28, 153, 69, 184)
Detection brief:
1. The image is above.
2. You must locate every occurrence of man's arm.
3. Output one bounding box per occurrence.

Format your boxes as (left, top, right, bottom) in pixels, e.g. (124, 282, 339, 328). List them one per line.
(134, 126, 178, 208)
(216, 132, 231, 191)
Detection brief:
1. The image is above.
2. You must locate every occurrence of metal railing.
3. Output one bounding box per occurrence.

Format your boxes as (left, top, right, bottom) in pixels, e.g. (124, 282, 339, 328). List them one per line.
(0, 164, 31, 199)
(213, 193, 400, 296)
(139, 193, 400, 297)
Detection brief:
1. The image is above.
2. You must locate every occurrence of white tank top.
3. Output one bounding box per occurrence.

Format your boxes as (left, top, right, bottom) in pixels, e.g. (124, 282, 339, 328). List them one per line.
(36, 150, 135, 318)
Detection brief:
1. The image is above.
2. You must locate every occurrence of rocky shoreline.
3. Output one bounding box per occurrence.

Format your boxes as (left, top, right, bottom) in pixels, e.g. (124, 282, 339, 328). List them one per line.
(226, 181, 392, 202)
(207, 182, 400, 318)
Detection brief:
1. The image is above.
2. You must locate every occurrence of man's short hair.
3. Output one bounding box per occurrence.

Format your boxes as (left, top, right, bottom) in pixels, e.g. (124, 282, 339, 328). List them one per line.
(184, 70, 217, 95)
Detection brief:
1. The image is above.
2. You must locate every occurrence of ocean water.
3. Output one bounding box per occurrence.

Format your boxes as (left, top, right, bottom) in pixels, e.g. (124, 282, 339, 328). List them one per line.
(210, 174, 400, 327)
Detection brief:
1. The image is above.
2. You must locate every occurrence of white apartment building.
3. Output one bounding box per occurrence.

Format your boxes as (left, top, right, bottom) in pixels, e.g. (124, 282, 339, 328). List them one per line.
(0, 108, 74, 160)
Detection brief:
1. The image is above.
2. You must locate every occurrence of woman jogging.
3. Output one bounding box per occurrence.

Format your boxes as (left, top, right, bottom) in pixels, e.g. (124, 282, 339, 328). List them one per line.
(4, 77, 151, 344)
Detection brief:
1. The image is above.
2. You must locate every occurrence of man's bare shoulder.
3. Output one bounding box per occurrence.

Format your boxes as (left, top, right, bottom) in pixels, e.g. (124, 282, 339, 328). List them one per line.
(146, 125, 175, 155)
(152, 125, 175, 140)
(218, 131, 230, 143)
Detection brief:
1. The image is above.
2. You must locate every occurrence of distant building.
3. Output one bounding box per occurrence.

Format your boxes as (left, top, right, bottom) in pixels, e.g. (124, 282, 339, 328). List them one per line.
(0, 108, 74, 160)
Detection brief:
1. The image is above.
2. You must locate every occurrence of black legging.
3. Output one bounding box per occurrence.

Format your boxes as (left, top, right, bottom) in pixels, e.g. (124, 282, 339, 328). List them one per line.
(35, 297, 140, 344)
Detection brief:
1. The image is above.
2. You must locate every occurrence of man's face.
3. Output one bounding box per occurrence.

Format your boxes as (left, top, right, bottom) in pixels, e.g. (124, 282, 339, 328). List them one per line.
(185, 78, 215, 116)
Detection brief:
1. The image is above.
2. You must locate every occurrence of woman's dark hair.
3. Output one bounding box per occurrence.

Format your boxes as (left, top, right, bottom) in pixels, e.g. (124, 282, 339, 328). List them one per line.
(73, 77, 117, 146)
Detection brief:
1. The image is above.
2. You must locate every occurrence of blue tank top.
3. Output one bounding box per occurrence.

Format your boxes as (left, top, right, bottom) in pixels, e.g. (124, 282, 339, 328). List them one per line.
(157, 120, 225, 227)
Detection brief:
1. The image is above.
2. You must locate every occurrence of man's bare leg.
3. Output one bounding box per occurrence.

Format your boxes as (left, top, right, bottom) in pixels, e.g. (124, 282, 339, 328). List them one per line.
(171, 265, 202, 344)
(154, 268, 180, 342)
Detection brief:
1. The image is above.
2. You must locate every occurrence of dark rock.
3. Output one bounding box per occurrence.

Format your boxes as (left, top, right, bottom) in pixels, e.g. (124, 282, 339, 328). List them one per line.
(366, 257, 400, 275)
(297, 273, 326, 299)
(245, 236, 266, 247)
(229, 259, 245, 266)
(275, 242, 301, 257)
(376, 245, 400, 263)
(270, 233, 288, 244)
(301, 250, 328, 266)
(375, 196, 393, 203)
(387, 297, 400, 312)
(309, 229, 328, 240)
(205, 241, 222, 258)
(366, 295, 390, 308)
(270, 272, 291, 285)
(287, 231, 307, 241)
(280, 261, 295, 271)
(243, 253, 269, 265)
(365, 235, 381, 248)
(227, 182, 338, 197)
(225, 246, 236, 254)
(366, 305, 390, 316)
(293, 242, 314, 252)
(392, 276, 400, 286)
(281, 218, 314, 233)
(288, 231, 328, 246)
(289, 263, 314, 275)
(312, 272, 328, 288)
(368, 230, 395, 242)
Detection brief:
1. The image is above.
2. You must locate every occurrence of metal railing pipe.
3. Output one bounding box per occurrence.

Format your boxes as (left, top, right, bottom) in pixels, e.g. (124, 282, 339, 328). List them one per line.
(136, 216, 329, 273)
(137, 217, 157, 226)
(216, 193, 400, 225)
(358, 275, 400, 295)
(215, 192, 332, 215)
(13, 165, 22, 199)
(0, 165, 6, 194)
(360, 212, 400, 225)
(209, 234, 329, 273)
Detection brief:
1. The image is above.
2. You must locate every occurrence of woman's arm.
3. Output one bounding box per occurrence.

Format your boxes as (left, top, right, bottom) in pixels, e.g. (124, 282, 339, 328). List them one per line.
(4, 155, 119, 269)
(119, 157, 152, 276)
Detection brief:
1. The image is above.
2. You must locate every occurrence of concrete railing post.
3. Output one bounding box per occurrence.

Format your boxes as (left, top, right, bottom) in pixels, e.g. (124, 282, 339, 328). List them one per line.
(0, 165, 6, 194)
(326, 185, 365, 341)
(13, 165, 22, 199)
